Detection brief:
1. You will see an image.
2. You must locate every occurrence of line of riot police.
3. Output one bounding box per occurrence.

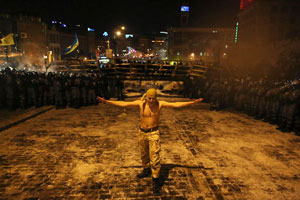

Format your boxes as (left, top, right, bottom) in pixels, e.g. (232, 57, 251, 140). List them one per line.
(200, 77, 300, 136)
(0, 68, 124, 110)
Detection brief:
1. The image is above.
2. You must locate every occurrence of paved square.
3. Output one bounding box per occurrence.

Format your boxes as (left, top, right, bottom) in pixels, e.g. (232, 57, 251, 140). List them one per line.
(0, 98, 299, 199)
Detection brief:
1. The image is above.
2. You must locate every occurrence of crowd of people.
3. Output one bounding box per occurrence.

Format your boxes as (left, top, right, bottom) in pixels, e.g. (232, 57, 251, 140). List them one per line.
(0, 68, 124, 110)
(1, 67, 299, 136)
(183, 76, 300, 136)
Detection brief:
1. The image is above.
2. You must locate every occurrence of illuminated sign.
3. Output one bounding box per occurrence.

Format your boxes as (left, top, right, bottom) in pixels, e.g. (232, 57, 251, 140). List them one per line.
(181, 6, 189, 12)
(235, 22, 239, 43)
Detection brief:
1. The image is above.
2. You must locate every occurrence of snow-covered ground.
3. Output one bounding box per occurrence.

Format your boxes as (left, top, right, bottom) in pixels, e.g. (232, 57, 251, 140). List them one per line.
(0, 97, 299, 199)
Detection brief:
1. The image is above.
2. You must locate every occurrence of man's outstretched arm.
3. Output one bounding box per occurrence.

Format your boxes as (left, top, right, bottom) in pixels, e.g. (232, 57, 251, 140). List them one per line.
(96, 96, 140, 107)
(160, 98, 203, 108)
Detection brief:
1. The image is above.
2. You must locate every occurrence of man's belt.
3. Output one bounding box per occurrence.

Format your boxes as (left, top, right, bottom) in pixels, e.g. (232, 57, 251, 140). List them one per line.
(140, 126, 159, 133)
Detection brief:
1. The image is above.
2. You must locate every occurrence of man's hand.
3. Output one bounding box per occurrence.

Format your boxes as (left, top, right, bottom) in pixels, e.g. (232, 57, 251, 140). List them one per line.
(96, 96, 107, 104)
(193, 98, 204, 104)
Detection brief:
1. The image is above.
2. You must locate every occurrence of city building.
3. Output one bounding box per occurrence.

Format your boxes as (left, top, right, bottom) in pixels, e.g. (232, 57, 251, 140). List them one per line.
(16, 15, 47, 67)
(229, 0, 300, 76)
(238, 0, 300, 45)
(0, 13, 97, 68)
(47, 25, 61, 62)
(0, 14, 18, 64)
(168, 27, 234, 65)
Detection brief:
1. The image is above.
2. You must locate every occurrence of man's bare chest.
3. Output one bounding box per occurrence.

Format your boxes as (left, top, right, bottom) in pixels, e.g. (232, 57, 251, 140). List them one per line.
(140, 103, 160, 117)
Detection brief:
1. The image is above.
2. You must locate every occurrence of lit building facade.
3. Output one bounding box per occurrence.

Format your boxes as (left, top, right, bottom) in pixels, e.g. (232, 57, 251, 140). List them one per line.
(168, 27, 234, 65)
(134, 33, 168, 59)
(16, 15, 47, 67)
(0, 13, 97, 67)
(47, 26, 61, 62)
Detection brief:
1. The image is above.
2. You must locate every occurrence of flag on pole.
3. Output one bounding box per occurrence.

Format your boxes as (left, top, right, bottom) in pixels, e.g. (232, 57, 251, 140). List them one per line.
(62, 33, 79, 55)
(0, 33, 15, 46)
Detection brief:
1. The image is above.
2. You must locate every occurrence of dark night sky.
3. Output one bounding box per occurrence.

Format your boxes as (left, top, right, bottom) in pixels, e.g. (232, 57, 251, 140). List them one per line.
(0, 0, 241, 34)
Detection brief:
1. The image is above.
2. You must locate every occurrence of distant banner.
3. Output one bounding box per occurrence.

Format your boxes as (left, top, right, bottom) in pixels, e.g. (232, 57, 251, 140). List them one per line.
(62, 33, 79, 55)
(0, 33, 15, 46)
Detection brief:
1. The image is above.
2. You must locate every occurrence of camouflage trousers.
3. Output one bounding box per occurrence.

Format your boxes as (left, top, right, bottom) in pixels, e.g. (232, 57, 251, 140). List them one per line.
(138, 129, 161, 178)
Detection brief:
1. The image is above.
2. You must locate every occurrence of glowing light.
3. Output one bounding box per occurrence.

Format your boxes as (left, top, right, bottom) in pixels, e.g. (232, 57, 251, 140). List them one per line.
(116, 31, 121, 36)
(103, 32, 108, 37)
(235, 22, 239, 44)
(0, 52, 23, 58)
(88, 27, 94, 32)
(181, 6, 189, 12)
(160, 31, 168, 34)
(240, 0, 244, 10)
(121, 26, 125, 30)
(125, 34, 133, 39)
(62, 24, 66, 27)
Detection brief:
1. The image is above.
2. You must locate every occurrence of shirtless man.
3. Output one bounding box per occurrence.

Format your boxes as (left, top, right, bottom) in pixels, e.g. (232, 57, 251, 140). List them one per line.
(96, 88, 203, 194)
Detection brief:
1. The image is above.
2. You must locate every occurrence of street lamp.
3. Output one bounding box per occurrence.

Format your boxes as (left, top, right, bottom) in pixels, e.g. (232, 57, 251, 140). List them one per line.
(116, 31, 122, 36)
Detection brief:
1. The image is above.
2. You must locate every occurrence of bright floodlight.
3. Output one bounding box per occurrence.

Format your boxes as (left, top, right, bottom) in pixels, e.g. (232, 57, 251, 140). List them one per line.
(116, 31, 121, 36)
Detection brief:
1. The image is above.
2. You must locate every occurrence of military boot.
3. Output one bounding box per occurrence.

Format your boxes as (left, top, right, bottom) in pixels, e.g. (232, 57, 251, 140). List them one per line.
(136, 168, 151, 178)
(152, 177, 161, 195)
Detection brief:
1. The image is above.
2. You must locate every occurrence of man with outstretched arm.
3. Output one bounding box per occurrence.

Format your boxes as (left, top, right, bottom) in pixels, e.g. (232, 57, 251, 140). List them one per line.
(96, 88, 203, 195)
